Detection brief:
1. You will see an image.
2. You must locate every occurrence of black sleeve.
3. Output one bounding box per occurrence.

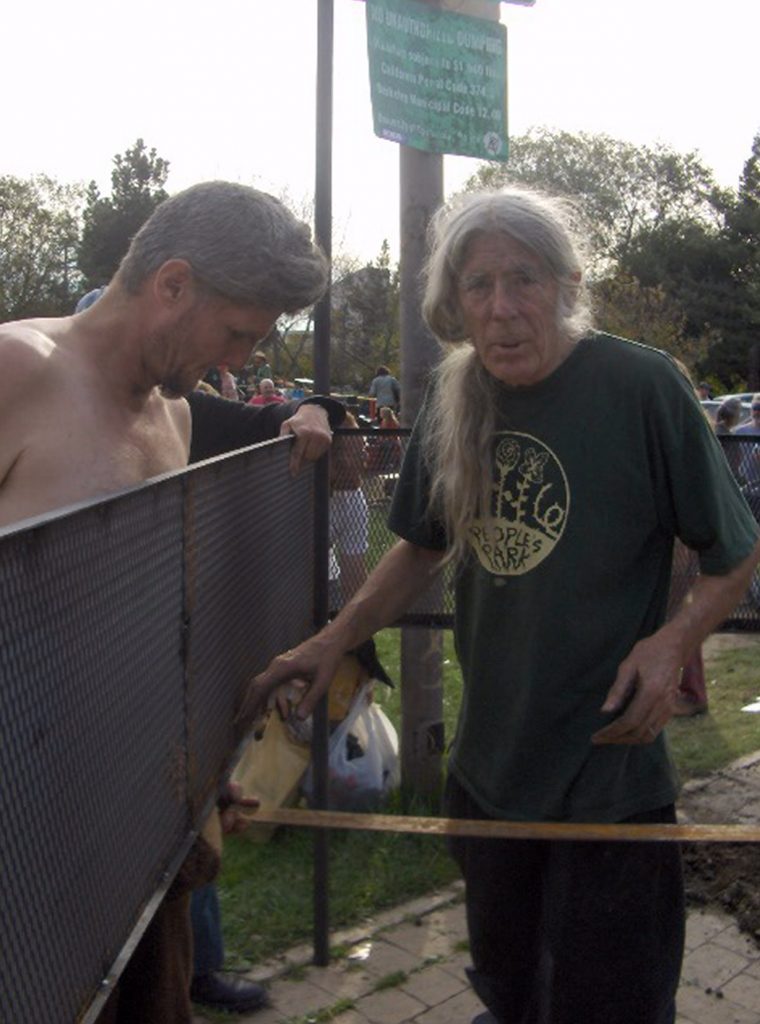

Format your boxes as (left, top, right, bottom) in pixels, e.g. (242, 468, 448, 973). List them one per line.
(187, 391, 346, 463)
(297, 395, 347, 429)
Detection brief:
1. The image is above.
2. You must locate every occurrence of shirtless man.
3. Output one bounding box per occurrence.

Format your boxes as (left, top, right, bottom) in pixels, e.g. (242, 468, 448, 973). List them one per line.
(0, 180, 330, 528)
(0, 180, 332, 1023)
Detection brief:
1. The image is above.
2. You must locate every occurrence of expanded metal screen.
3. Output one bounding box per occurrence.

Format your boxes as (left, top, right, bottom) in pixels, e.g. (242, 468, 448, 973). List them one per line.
(329, 429, 760, 631)
(0, 438, 313, 1024)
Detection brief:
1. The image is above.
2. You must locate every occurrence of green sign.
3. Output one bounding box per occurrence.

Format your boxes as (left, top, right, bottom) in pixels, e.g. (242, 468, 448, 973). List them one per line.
(366, 0, 508, 161)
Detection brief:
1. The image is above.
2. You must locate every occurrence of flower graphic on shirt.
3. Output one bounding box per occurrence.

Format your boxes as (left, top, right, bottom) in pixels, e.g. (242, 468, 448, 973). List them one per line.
(469, 431, 569, 576)
(519, 447, 548, 484)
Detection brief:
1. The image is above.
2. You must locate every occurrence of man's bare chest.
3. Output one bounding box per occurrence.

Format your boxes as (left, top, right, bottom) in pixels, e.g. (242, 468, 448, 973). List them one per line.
(0, 397, 188, 526)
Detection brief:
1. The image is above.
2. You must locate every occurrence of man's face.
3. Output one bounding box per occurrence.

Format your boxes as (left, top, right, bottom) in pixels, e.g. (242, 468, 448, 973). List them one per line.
(456, 233, 570, 388)
(259, 379, 275, 397)
(154, 296, 280, 399)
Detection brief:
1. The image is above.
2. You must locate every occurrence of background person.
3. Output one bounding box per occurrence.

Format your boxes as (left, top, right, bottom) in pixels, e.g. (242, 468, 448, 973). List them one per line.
(368, 364, 400, 416)
(244, 188, 760, 1024)
(714, 396, 743, 434)
(251, 349, 273, 386)
(329, 411, 369, 607)
(186, 386, 345, 1015)
(218, 361, 240, 401)
(247, 377, 285, 405)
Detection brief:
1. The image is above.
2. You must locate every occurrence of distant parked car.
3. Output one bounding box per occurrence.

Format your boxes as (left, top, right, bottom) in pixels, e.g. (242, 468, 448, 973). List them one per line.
(717, 392, 756, 404)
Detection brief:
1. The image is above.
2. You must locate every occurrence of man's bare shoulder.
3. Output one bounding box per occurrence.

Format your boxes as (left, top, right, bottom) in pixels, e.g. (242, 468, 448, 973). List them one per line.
(0, 318, 68, 388)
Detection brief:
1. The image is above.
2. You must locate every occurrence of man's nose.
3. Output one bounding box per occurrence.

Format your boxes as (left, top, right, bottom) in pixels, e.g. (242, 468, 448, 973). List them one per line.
(490, 279, 518, 317)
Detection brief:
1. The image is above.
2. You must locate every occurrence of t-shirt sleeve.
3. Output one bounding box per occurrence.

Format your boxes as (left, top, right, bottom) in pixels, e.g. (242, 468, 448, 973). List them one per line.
(187, 391, 299, 462)
(387, 401, 448, 551)
(188, 392, 346, 463)
(647, 360, 759, 575)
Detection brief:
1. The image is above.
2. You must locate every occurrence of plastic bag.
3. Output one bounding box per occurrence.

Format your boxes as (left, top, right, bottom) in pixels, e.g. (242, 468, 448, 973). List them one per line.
(302, 682, 400, 812)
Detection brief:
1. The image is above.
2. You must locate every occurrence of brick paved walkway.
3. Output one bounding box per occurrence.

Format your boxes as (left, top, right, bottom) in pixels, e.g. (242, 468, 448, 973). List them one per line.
(195, 752, 760, 1024)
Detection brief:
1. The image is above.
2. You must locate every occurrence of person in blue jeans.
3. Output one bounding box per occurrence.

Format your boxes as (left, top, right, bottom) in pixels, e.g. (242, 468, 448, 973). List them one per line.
(189, 884, 252, 1011)
(187, 386, 346, 1014)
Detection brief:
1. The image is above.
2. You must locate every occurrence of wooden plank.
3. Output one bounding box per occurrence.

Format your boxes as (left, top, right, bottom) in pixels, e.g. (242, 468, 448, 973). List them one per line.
(253, 807, 760, 843)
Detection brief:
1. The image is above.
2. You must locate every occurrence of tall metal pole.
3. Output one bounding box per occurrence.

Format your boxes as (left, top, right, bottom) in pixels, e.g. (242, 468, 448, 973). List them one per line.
(398, 0, 499, 801)
(399, 144, 446, 800)
(312, 0, 333, 967)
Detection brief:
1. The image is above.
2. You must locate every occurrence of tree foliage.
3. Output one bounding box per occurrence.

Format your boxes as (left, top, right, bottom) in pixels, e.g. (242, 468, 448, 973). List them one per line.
(0, 174, 83, 321)
(468, 127, 724, 272)
(592, 272, 710, 374)
(274, 242, 401, 392)
(329, 241, 400, 389)
(78, 138, 170, 288)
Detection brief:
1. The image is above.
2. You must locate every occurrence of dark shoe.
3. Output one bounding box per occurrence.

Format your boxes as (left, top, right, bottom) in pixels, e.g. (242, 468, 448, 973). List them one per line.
(190, 971, 269, 1014)
(472, 1013, 499, 1023)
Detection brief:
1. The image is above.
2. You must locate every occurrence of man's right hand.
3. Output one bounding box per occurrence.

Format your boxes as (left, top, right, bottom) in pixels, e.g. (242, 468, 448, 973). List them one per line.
(236, 541, 444, 736)
(236, 631, 346, 735)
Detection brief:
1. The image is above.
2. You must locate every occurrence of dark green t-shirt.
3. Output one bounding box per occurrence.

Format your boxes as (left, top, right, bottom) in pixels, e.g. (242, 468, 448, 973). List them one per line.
(389, 334, 759, 822)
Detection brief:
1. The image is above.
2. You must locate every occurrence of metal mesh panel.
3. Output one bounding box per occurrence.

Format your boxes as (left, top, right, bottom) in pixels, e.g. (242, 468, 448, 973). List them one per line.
(185, 440, 314, 814)
(0, 483, 186, 1024)
(0, 438, 315, 1024)
(329, 429, 760, 632)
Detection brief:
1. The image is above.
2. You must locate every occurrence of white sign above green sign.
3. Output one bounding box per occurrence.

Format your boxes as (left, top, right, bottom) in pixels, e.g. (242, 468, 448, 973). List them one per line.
(365, 0, 508, 161)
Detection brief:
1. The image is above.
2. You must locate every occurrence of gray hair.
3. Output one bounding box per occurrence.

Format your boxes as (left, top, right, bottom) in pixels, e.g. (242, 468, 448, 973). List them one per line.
(716, 397, 742, 426)
(422, 187, 593, 344)
(115, 181, 328, 313)
(419, 188, 594, 565)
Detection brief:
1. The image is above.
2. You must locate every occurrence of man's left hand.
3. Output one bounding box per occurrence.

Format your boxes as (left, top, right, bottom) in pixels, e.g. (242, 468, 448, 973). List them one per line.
(280, 404, 332, 475)
(218, 780, 259, 834)
(591, 632, 682, 745)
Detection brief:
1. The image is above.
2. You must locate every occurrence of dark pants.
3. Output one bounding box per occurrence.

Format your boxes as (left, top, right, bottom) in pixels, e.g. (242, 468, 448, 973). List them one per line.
(446, 775, 684, 1024)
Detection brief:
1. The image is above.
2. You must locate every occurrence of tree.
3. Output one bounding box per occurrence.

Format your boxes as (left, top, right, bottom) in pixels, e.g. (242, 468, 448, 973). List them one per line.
(467, 127, 723, 273)
(722, 131, 760, 388)
(0, 174, 83, 321)
(329, 243, 400, 389)
(78, 139, 170, 288)
(592, 271, 711, 374)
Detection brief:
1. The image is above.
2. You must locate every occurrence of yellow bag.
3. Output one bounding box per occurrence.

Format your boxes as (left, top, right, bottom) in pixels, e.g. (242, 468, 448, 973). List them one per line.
(231, 650, 377, 841)
(230, 712, 311, 842)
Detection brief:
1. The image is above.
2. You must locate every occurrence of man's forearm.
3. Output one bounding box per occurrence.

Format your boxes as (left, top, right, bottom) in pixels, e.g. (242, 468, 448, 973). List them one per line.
(322, 539, 444, 653)
(662, 538, 760, 662)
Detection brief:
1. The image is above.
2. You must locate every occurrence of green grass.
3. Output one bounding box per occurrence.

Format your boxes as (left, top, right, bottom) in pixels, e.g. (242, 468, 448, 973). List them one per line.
(218, 630, 760, 968)
(667, 638, 760, 781)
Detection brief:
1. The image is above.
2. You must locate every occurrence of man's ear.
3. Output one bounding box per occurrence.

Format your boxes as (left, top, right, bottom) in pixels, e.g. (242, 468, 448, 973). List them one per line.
(153, 259, 196, 308)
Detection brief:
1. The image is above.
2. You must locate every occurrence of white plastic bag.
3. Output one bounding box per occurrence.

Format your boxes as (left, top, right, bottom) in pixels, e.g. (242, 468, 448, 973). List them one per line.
(302, 683, 400, 812)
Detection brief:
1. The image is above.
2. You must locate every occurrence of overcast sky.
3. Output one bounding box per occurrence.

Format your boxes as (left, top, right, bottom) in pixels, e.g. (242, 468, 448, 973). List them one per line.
(4, 0, 759, 261)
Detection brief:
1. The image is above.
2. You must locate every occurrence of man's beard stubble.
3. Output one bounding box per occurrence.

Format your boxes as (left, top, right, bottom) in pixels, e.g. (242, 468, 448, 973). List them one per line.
(151, 309, 203, 400)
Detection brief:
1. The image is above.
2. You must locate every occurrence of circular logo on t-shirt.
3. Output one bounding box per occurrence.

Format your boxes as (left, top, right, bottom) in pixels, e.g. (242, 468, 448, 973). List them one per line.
(468, 431, 569, 576)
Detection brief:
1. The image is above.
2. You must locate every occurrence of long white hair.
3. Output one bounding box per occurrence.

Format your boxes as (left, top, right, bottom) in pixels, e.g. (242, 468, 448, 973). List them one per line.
(420, 188, 593, 565)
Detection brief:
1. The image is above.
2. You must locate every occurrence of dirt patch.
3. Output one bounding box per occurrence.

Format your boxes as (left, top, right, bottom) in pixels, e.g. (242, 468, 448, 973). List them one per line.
(682, 635, 760, 948)
(683, 842, 760, 946)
